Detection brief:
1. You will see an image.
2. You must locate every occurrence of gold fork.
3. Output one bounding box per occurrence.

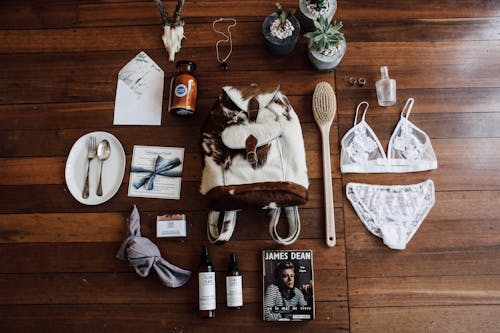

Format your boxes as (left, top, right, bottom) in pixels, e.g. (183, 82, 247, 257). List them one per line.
(82, 136, 97, 199)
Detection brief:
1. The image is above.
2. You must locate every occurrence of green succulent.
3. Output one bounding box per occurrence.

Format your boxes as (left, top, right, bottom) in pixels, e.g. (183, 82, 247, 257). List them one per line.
(310, 0, 327, 12)
(304, 16, 344, 53)
(275, 2, 296, 28)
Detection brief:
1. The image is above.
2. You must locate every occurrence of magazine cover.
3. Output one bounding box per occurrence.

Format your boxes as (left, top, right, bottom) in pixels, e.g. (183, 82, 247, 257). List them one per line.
(262, 250, 314, 321)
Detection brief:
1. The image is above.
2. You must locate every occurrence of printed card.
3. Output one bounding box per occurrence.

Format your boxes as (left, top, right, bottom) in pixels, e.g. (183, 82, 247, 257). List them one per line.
(128, 145, 184, 199)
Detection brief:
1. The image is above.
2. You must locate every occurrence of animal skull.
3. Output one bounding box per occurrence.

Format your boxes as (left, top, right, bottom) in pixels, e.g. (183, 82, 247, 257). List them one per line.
(162, 22, 185, 62)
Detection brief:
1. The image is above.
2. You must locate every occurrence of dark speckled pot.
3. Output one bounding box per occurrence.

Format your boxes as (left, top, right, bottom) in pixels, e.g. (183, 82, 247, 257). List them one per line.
(262, 13, 301, 56)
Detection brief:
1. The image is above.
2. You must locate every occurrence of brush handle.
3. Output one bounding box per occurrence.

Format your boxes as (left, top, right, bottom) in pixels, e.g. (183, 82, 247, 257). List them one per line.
(321, 126, 336, 247)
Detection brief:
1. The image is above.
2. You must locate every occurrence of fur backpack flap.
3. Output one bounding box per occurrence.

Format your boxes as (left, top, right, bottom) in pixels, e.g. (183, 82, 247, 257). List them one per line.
(200, 83, 309, 245)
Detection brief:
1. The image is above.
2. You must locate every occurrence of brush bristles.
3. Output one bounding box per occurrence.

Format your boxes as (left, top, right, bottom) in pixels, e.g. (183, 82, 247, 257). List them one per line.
(312, 82, 337, 124)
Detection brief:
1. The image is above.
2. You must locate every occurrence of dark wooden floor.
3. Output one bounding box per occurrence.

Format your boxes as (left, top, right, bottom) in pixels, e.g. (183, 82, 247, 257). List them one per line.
(1, 0, 500, 332)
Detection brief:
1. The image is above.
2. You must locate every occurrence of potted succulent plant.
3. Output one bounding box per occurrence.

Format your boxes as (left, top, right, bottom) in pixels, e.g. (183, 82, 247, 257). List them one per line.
(262, 2, 301, 56)
(304, 16, 346, 71)
(299, 0, 337, 32)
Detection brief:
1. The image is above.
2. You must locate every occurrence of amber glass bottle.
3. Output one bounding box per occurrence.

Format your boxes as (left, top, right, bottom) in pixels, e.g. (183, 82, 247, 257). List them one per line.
(198, 245, 216, 318)
(168, 60, 197, 116)
(226, 253, 243, 310)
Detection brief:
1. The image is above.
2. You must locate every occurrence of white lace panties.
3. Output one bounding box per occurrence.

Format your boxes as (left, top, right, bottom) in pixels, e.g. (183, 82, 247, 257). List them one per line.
(346, 180, 435, 250)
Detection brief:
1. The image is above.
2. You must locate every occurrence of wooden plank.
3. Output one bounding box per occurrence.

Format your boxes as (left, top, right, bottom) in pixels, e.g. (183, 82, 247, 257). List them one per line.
(0, 269, 347, 304)
(0, 208, 345, 243)
(336, 63, 500, 90)
(0, 149, 333, 185)
(1, 18, 499, 55)
(0, 63, 332, 104)
(0, 302, 349, 333)
(0, 182, 347, 215)
(2, 96, 500, 135)
(5, 125, 500, 189)
(77, 1, 300, 26)
(341, 41, 500, 67)
(1, 87, 499, 132)
(77, 1, 500, 28)
(349, 275, 500, 307)
(337, 0, 500, 19)
(3, 41, 500, 79)
(3, 137, 499, 191)
(0, 95, 318, 130)
(0, 2, 78, 29)
(337, 88, 500, 115)
(0, 45, 316, 85)
(0, 239, 346, 274)
(0, 150, 339, 185)
(5, 60, 500, 105)
(0, 180, 344, 214)
(339, 17, 500, 42)
(0, 121, 339, 156)
(0, 136, 500, 191)
(338, 113, 500, 139)
(350, 305, 500, 333)
(1, 40, 498, 76)
(348, 246, 500, 278)
(0, 23, 272, 53)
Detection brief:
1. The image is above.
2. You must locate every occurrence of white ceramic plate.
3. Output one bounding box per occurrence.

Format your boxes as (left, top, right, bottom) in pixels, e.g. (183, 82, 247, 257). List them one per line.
(65, 131, 126, 205)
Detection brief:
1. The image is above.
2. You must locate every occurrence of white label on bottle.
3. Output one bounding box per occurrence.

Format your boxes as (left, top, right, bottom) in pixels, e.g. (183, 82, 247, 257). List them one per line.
(226, 276, 243, 307)
(175, 84, 188, 97)
(199, 272, 216, 310)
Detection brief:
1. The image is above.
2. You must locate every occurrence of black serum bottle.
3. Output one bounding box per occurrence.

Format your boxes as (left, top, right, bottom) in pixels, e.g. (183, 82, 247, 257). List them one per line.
(198, 245, 216, 318)
(226, 253, 243, 310)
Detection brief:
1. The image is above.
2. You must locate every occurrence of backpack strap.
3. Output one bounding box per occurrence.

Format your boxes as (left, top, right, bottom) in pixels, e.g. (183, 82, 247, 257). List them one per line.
(207, 207, 301, 245)
(268, 206, 301, 246)
(207, 210, 237, 244)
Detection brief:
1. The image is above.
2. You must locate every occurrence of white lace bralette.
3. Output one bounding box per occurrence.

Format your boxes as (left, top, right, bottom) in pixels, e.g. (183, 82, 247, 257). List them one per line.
(340, 98, 438, 173)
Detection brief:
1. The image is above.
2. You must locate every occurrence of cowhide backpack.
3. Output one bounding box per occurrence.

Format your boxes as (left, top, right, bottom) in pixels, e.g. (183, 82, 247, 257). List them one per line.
(200, 84, 309, 245)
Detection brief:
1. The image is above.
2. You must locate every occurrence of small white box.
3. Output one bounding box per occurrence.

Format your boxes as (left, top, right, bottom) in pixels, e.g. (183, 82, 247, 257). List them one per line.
(156, 214, 187, 238)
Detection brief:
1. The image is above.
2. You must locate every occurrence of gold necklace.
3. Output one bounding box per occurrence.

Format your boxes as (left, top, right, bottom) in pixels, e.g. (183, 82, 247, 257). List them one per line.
(212, 18, 237, 70)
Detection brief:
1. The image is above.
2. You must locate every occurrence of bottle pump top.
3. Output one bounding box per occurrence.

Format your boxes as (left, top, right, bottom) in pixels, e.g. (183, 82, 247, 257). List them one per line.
(228, 253, 239, 271)
(201, 245, 212, 265)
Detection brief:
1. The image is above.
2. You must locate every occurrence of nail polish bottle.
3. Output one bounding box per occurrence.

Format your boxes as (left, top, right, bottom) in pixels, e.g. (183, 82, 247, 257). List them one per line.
(375, 66, 397, 106)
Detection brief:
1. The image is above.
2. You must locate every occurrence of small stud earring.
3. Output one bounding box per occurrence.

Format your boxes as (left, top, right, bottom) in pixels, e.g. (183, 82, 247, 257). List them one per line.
(358, 78, 367, 87)
(348, 77, 357, 86)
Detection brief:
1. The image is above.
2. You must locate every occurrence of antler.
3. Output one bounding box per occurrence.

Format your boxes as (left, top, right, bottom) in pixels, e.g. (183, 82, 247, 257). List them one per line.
(173, 0, 185, 24)
(154, 0, 169, 25)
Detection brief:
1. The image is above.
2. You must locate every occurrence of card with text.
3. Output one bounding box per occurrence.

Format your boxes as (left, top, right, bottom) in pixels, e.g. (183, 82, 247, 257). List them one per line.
(128, 145, 184, 199)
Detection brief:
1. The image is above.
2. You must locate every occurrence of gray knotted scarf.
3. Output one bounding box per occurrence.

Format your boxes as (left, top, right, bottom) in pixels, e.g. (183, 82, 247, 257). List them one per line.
(116, 205, 191, 288)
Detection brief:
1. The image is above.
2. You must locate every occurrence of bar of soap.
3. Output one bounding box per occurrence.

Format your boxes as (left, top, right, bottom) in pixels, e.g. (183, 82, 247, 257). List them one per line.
(156, 214, 187, 238)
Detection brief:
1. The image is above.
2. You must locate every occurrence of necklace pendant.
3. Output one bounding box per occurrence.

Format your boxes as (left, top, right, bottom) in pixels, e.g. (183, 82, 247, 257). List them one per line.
(221, 61, 228, 71)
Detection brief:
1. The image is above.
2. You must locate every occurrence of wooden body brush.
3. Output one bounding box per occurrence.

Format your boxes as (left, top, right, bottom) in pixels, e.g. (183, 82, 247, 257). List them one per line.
(312, 82, 337, 247)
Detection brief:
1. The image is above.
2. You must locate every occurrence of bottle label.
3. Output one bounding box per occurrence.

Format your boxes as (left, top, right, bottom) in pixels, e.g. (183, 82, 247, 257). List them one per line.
(199, 272, 216, 310)
(226, 276, 243, 307)
(169, 76, 197, 115)
(175, 84, 188, 97)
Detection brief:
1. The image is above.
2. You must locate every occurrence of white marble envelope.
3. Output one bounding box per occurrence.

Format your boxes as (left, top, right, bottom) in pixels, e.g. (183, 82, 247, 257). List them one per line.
(113, 51, 164, 125)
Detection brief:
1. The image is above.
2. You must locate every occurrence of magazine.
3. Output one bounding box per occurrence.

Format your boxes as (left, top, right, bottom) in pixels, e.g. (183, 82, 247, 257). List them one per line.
(262, 250, 315, 321)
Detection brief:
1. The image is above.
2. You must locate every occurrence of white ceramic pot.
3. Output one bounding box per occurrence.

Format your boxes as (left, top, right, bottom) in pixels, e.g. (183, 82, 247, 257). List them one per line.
(307, 39, 346, 71)
(299, 0, 337, 32)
